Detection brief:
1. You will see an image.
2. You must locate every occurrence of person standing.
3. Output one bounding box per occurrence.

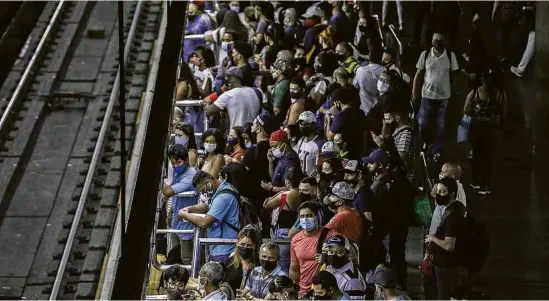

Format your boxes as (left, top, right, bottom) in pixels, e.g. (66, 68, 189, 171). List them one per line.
(413, 32, 459, 159)
(510, 2, 536, 78)
(294, 111, 324, 177)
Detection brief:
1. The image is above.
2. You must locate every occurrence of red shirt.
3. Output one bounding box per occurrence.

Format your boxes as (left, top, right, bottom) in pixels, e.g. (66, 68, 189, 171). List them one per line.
(325, 208, 363, 244)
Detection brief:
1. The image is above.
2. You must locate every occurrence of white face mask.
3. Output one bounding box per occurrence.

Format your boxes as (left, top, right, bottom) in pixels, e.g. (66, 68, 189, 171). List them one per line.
(204, 143, 217, 153)
(290, 98, 297, 104)
(377, 80, 389, 94)
(245, 141, 252, 148)
(230, 6, 240, 13)
(272, 147, 283, 158)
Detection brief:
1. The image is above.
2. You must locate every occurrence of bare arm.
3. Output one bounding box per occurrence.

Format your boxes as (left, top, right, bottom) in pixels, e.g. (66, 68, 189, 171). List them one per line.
(204, 102, 222, 117)
(430, 236, 457, 252)
(189, 149, 198, 167)
(264, 192, 283, 209)
(162, 183, 175, 197)
(412, 69, 425, 103)
(209, 155, 225, 179)
(178, 211, 217, 228)
(287, 103, 304, 126)
(463, 90, 474, 116)
(184, 203, 208, 214)
(289, 261, 300, 284)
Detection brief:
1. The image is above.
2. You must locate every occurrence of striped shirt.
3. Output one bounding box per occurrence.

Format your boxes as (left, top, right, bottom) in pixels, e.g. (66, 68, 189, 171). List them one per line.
(392, 125, 415, 181)
(245, 265, 287, 298)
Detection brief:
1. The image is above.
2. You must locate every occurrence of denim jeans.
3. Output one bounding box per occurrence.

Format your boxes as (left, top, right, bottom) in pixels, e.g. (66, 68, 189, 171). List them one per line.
(417, 97, 449, 153)
(434, 266, 469, 300)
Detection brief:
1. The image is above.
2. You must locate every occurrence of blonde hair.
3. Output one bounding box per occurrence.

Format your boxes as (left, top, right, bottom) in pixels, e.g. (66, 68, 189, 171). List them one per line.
(230, 224, 262, 269)
(442, 162, 462, 181)
(319, 26, 336, 48)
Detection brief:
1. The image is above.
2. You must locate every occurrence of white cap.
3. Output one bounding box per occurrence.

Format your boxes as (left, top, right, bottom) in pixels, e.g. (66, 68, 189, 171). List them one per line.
(298, 111, 316, 124)
(321, 141, 339, 154)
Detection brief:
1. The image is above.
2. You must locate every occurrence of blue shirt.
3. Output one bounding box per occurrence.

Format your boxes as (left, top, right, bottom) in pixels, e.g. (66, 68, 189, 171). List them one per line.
(171, 167, 199, 240)
(206, 181, 240, 256)
(183, 13, 212, 62)
(272, 151, 300, 187)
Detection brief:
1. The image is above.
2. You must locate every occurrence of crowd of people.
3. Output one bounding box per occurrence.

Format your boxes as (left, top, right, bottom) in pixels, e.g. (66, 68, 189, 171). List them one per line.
(156, 1, 536, 300)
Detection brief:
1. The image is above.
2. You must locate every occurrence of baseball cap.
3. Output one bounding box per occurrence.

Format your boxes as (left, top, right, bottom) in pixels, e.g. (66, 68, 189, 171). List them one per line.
(225, 66, 243, 81)
(302, 6, 322, 18)
(362, 149, 389, 164)
(298, 111, 316, 124)
(373, 265, 397, 288)
(331, 182, 355, 200)
(325, 234, 351, 251)
(270, 129, 288, 143)
(321, 141, 339, 155)
(255, 111, 278, 136)
(343, 160, 359, 173)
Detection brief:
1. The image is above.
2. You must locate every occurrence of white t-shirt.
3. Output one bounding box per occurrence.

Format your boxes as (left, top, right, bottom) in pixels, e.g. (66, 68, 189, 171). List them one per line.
(193, 67, 214, 91)
(309, 76, 333, 99)
(214, 87, 261, 128)
(416, 48, 459, 100)
(293, 136, 323, 176)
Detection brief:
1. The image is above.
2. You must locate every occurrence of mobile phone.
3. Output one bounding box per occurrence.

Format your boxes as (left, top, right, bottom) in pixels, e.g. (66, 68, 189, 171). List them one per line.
(370, 131, 375, 136)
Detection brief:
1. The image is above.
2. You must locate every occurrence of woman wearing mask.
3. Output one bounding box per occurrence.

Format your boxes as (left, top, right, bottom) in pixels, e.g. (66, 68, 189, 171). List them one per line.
(263, 167, 303, 274)
(463, 69, 507, 195)
(294, 45, 313, 82)
(224, 126, 247, 164)
(198, 128, 225, 180)
(355, 16, 382, 60)
(183, 1, 213, 62)
(173, 122, 199, 167)
(204, 10, 252, 64)
(318, 158, 344, 199)
(307, 51, 339, 107)
(223, 225, 262, 293)
(318, 26, 336, 53)
(176, 62, 206, 135)
(190, 45, 216, 97)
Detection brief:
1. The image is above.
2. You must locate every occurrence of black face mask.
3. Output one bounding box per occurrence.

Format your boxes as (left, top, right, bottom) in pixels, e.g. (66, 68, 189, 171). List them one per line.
(260, 259, 277, 271)
(435, 193, 451, 206)
(327, 254, 348, 269)
(320, 173, 333, 182)
(336, 54, 345, 62)
(433, 40, 445, 51)
(300, 126, 315, 137)
(335, 142, 345, 150)
(300, 192, 313, 202)
(359, 25, 367, 33)
(294, 57, 306, 69)
(386, 121, 398, 131)
(237, 246, 254, 260)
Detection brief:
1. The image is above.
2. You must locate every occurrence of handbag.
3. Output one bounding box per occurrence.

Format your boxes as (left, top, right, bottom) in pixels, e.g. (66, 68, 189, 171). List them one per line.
(420, 247, 434, 276)
(457, 114, 472, 144)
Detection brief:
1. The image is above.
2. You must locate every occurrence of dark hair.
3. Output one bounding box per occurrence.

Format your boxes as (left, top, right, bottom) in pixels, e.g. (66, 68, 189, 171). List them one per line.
(317, 51, 339, 76)
(175, 122, 197, 150)
(297, 201, 320, 216)
(194, 45, 216, 68)
(221, 10, 249, 43)
(290, 76, 306, 90)
(331, 83, 359, 106)
(337, 42, 354, 56)
(268, 276, 298, 294)
(294, 44, 305, 53)
(202, 128, 226, 155)
(192, 170, 215, 188)
(437, 177, 458, 195)
(233, 42, 253, 60)
(232, 126, 247, 150)
(163, 265, 190, 285)
(220, 163, 247, 195)
(369, 48, 383, 64)
(265, 23, 285, 46)
(383, 101, 407, 117)
(300, 176, 318, 187)
(312, 270, 338, 290)
(242, 123, 256, 145)
(285, 124, 302, 143)
(168, 144, 189, 161)
(179, 61, 200, 100)
(256, 2, 274, 21)
(286, 167, 303, 188)
(324, 157, 344, 174)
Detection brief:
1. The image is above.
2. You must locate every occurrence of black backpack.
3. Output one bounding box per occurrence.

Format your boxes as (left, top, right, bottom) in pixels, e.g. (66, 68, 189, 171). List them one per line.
(464, 211, 489, 273)
(217, 189, 259, 231)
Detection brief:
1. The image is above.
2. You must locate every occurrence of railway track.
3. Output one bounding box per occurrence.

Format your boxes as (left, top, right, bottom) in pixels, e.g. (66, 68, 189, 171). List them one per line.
(0, 1, 163, 299)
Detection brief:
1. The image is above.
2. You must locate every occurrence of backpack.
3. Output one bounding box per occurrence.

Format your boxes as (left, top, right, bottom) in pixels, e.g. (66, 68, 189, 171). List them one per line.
(218, 189, 260, 231)
(252, 87, 273, 116)
(464, 210, 489, 273)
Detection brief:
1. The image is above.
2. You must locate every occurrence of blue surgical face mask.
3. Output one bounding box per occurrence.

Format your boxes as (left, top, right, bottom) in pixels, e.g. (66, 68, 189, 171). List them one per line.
(173, 163, 188, 175)
(228, 137, 239, 146)
(221, 41, 233, 52)
(299, 217, 316, 231)
(175, 135, 189, 146)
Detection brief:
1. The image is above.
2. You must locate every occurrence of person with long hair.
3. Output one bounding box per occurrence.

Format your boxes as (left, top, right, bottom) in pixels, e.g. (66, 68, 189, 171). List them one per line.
(176, 62, 206, 135)
(198, 128, 226, 179)
(463, 69, 507, 195)
(318, 26, 336, 53)
(205, 10, 252, 65)
(241, 123, 255, 148)
(224, 126, 247, 164)
(263, 167, 303, 274)
(223, 225, 262, 293)
(173, 122, 199, 167)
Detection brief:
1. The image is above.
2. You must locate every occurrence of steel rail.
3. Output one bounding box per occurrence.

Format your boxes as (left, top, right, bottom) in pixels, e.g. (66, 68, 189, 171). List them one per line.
(388, 24, 403, 57)
(49, 2, 145, 299)
(0, 1, 66, 136)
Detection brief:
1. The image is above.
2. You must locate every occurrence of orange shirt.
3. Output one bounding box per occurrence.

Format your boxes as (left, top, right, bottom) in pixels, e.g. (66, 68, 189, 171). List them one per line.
(325, 208, 363, 244)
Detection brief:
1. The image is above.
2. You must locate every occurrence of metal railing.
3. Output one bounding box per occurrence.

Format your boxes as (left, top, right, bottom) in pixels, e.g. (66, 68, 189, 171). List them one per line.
(388, 24, 403, 68)
(372, 14, 385, 48)
(0, 1, 67, 136)
(97, 1, 168, 299)
(50, 2, 145, 299)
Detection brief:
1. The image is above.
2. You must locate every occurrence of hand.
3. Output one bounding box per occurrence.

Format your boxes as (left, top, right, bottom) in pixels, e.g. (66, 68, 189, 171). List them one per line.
(224, 155, 233, 165)
(236, 289, 244, 298)
(267, 149, 275, 162)
(261, 181, 274, 191)
(314, 253, 323, 264)
(245, 293, 254, 300)
(372, 132, 385, 148)
(425, 235, 435, 243)
(197, 157, 204, 167)
(178, 208, 189, 219)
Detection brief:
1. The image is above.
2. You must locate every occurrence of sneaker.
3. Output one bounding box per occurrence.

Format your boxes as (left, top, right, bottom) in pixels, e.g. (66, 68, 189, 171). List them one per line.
(470, 184, 481, 190)
(477, 187, 491, 196)
(510, 66, 523, 78)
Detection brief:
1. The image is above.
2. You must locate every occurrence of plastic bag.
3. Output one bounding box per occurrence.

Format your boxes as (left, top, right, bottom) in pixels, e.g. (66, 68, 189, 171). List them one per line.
(457, 114, 472, 144)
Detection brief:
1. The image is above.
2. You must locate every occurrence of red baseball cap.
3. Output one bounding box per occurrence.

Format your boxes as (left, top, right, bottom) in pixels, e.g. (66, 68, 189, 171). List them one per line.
(269, 130, 288, 143)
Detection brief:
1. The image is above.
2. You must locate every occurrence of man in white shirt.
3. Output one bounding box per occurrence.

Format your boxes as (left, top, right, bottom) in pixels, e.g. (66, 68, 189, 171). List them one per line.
(412, 32, 459, 157)
(294, 111, 324, 176)
(203, 67, 261, 129)
(353, 49, 384, 114)
(199, 262, 228, 301)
